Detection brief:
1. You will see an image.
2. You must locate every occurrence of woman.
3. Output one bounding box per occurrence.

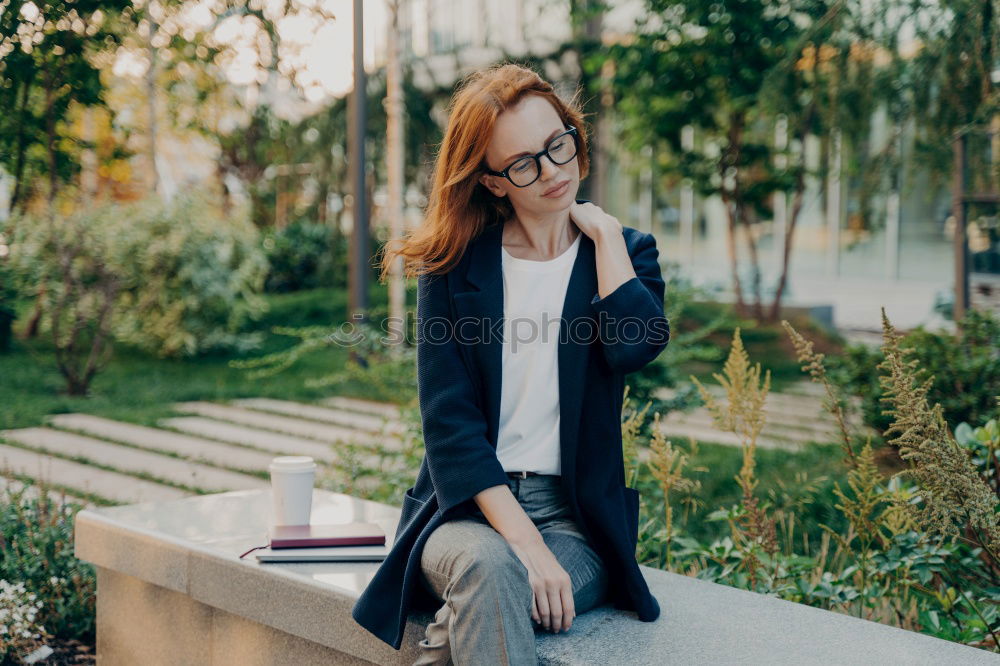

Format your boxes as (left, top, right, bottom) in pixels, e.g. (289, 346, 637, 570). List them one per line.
(352, 63, 669, 664)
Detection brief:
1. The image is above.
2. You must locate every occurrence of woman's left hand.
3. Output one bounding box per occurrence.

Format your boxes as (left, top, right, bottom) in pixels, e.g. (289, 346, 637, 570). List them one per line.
(570, 201, 622, 243)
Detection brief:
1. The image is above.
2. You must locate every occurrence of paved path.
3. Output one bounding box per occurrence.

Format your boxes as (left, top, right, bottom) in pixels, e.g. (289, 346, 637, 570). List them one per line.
(0, 383, 842, 507)
(0, 396, 415, 506)
(654, 380, 873, 450)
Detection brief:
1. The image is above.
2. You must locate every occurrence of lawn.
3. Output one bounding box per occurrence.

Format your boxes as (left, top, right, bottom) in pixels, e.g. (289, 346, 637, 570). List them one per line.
(0, 285, 410, 430)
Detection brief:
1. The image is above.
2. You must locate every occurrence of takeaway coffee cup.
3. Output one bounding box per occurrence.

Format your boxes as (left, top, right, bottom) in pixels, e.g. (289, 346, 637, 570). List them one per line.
(269, 456, 316, 526)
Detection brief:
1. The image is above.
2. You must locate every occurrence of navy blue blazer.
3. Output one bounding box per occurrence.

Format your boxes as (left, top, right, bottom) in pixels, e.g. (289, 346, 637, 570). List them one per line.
(351, 207, 670, 650)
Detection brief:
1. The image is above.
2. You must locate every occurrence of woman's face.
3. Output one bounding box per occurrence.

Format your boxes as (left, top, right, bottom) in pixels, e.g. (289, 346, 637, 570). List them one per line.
(478, 94, 580, 216)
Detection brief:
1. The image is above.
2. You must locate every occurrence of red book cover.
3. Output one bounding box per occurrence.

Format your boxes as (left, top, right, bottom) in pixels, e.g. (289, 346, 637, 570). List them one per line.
(268, 522, 386, 549)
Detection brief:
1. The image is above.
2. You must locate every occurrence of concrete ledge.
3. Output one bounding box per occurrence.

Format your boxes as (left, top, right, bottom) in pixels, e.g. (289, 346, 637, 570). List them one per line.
(74, 489, 998, 665)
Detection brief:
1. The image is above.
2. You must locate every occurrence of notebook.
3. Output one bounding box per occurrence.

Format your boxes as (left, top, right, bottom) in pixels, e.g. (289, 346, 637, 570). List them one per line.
(268, 522, 386, 549)
(250, 520, 393, 562)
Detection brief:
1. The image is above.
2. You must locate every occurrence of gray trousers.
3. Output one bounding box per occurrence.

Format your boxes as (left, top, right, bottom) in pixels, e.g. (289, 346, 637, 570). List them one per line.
(413, 474, 610, 666)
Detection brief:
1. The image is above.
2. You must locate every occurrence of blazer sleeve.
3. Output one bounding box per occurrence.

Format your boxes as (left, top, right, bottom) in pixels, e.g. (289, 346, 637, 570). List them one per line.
(589, 230, 671, 374)
(416, 272, 510, 517)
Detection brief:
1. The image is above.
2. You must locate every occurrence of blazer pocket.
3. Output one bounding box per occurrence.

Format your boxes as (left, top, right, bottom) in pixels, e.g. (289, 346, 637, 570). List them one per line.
(622, 486, 641, 547)
(399, 486, 429, 531)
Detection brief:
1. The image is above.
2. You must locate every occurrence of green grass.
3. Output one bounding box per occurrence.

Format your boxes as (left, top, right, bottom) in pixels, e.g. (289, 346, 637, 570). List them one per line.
(675, 299, 848, 394)
(0, 285, 413, 430)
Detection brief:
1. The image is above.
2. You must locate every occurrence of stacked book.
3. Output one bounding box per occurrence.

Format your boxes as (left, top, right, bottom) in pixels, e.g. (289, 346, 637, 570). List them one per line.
(252, 522, 391, 562)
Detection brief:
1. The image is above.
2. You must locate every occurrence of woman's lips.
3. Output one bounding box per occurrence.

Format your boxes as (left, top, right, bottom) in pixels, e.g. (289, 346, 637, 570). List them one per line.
(542, 180, 570, 197)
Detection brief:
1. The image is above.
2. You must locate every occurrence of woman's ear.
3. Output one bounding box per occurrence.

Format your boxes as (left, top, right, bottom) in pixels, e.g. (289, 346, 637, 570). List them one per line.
(479, 173, 505, 198)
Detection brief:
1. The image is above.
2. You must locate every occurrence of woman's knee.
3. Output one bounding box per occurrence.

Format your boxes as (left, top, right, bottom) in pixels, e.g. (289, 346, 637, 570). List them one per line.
(424, 525, 532, 600)
(459, 538, 529, 585)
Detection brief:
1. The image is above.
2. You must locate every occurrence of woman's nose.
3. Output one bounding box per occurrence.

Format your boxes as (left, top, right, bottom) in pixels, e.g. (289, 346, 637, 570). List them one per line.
(539, 154, 561, 181)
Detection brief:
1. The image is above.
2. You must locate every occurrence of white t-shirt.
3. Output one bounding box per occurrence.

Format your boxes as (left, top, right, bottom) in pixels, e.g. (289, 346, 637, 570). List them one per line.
(496, 230, 582, 476)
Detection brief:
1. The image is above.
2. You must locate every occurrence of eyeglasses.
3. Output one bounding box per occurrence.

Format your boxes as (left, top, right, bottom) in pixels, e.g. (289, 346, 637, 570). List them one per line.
(484, 126, 579, 188)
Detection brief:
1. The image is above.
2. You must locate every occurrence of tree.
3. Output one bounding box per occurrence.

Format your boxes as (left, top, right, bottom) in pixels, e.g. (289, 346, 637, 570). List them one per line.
(603, 0, 902, 321)
(0, 0, 131, 210)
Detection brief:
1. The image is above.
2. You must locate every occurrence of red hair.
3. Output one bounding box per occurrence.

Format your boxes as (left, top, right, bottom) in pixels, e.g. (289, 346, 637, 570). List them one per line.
(378, 63, 590, 281)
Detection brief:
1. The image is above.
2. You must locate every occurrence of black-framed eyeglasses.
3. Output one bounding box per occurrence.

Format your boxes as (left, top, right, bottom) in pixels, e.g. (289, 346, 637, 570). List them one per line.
(483, 126, 579, 188)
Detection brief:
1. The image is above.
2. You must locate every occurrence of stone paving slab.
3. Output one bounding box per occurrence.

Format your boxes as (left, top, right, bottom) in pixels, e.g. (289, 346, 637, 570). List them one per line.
(665, 410, 845, 443)
(160, 416, 340, 464)
(653, 422, 807, 451)
(656, 385, 861, 410)
(48, 414, 277, 474)
(320, 396, 402, 420)
(160, 417, 408, 473)
(0, 443, 186, 504)
(2, 428, 266, 494)
(230, 398, 404, 435)
(172, 402, 399, 448)
(656, 386, 862, 426)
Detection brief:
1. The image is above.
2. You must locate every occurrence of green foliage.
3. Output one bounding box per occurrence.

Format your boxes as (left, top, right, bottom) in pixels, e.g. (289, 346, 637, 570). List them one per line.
(0, 228, 15, 354)
(629, 314, 1000, 652)
(0, 227, 14, 316)
(9, 190, 269, 361)
(955, 416, 1000, 494)
(6, 196, 129, 394)
(625, 261, 736, 433)
(262, 220, 342, 293)
(908, 0, 1000, 191)
(828, 307, 1000, 434)
(0, 479, 96, 656)
(233, 303, 418, 404)
(0, 0, 131, 209)
(109, 190, 270, 358)
(4, 189, 269, 393)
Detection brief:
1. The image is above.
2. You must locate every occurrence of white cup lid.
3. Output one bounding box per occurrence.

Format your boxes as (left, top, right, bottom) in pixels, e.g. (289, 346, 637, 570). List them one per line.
(269, 456, 316, 472)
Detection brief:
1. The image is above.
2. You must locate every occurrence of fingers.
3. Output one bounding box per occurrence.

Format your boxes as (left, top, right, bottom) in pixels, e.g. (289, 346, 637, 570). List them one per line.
(546, 585, 562, 632)
(533, 575, 574, 633)
(534, 583, 550, 630)
(559, 583, 576, 632)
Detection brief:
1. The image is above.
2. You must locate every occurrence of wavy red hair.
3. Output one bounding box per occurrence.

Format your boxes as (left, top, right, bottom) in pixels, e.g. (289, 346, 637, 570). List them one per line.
(378, 63, 590, 281)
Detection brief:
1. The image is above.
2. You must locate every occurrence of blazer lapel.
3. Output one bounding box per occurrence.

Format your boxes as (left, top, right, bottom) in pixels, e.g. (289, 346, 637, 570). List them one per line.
(451, 218, 597, 498)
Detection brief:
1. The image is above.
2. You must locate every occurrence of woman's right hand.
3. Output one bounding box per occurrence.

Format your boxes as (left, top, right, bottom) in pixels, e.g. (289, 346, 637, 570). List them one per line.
(508, 538, 576, 633)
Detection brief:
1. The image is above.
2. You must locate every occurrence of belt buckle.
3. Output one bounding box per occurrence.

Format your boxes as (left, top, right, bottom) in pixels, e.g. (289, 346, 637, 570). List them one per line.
(509, 470, 528, 479)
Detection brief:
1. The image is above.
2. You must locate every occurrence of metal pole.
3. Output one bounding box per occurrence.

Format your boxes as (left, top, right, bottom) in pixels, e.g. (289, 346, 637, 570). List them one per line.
(349, 0, 369, 327)
(953, 134, 967, 321)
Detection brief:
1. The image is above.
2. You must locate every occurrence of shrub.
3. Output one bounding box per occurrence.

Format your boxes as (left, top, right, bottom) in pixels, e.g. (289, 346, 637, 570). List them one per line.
(5, 201, 127, 394)
(5, 190, 270, 392)
(828, 307, 1000, 434)
(624, 315, 1000, 652)
(625, 261, 737, 436)
(262, 220, 341, 293)
(0, 476, 96, 662)
(0, 228, 16, 354)
(110, 190, 270, 357)
(0, 579, 48, 664)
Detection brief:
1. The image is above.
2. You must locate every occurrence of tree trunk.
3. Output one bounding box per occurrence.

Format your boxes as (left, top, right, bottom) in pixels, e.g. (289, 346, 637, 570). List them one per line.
(768, 146, 808, 321)
(10, 77, 33, 213)
(147, 18, 161, 197)
(722, 194, 747, 317)
(385, 0, 407, 345)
